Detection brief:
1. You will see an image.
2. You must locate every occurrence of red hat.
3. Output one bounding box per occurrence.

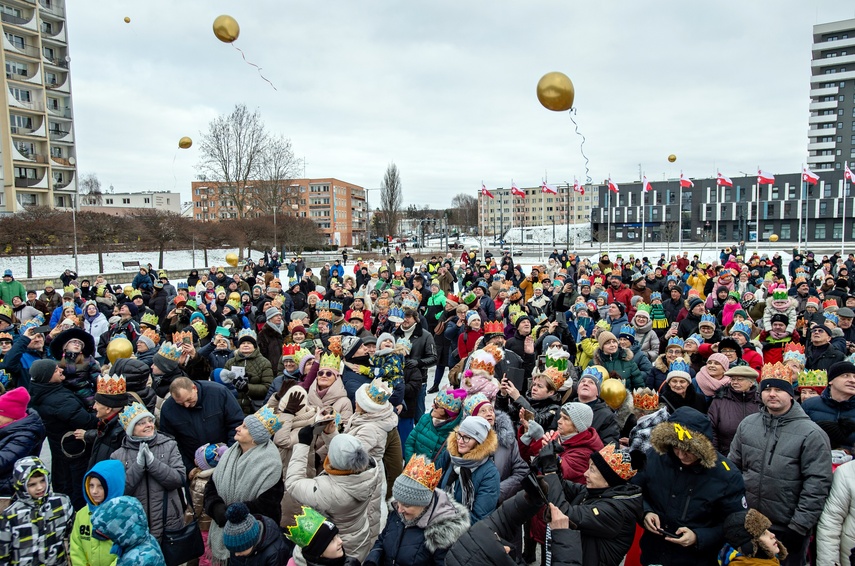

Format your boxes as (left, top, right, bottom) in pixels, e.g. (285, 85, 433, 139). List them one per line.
(0, 387, 29, 423)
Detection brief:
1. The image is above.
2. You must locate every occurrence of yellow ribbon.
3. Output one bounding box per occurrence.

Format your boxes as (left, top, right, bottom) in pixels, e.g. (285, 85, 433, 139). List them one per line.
(674, 423, 693, 441)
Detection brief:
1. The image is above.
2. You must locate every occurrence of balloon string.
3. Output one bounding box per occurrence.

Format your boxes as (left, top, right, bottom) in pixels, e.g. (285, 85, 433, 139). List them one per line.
(569, 108, 592, 185)
(232, 44, 278, 91)
(172, 152, 177, 191)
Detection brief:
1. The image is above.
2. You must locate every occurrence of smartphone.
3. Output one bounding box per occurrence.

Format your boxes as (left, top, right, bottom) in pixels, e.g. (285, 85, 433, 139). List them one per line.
(670, 322, 679, 329)
(522, 409, 535, 421)
(31, 325, 51, 334)
(505, 367, 525, 391)
(182, 336, 192, 345)
(658, 528, 681, 539)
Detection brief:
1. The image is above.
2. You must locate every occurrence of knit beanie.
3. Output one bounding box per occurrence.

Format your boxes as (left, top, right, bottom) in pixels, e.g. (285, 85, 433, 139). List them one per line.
(597, 331, 617, 348)
(341, 335, 364, 361)
(723, 509, 785, 559)
(458, 415, 491, 444)
(223, 503, 262, 552)
(392, 455, 441, 507)
(119, 403, 154, 437)
(375, 332, 396, 353)
(707, 353, 731, 371)
(265, 306, 281, 320)
(29, 359, 57, 384)
(194, 443, 228, 471)
(560, 402, 593, 432)
(243, 406, 283, 445)
(355, 378, 392, 413)
(0, 387, 29, 423)
(688, 297, 704, 311)
(463, 393, 491, 418)
(828, 361, 855, 382)
(136, 334, 156, 352)
(328, 434, 370, 472)
(590, 443, 644, 486)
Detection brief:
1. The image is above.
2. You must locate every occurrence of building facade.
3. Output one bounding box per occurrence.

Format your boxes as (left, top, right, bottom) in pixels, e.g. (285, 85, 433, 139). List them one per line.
(80, 191, 183, 215)
(809, 18, 855, 172)
(478, 184, 599, 238)
(0, 0, 77, 213)
(191, 178, 367, 247)
(590, 171, 852, 246)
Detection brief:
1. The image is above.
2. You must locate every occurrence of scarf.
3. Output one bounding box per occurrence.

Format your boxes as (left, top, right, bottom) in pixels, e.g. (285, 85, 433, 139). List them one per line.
(209, 440, 282, 564)
(650, 303, 669, 329)
(266, 320, 284, 334)
(447, 454, 487, 510)
(694, 366, 731, 397)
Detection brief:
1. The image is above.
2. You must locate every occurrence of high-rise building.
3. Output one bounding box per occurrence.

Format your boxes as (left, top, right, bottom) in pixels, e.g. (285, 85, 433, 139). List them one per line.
(809, 18, 855, 172)
(0, 0, 77, 213)
(478, 183, 598, 239)
(191, 178, 366, 247)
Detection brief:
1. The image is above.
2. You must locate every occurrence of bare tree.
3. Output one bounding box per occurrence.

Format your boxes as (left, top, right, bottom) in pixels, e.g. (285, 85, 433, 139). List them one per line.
(254, 134, 301, 217)
(77, 211, 122, 273)
(131, 210, 189, 268)
(660, 221, 680, 259)
(196, 104, 269, 219)
(79, 173, 102, 206)
(450, 193, 478, 231)
(379, 163, 402, 239)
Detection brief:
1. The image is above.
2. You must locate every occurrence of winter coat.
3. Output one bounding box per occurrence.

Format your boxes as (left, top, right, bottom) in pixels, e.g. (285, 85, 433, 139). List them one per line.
(69, 459, 125, 566)
(729, 403, 832, 535)
(492, 411, 529, 504)
(229, 515, 290, 566)
(328, 405, 398, 464)
(28, 380, 98, 447)
(257, 322, 286, 373)
(159, 380, 245, 474)
(111, 432, 186, 539)
(0, 457, 74, 565)
(630, 342, 653, 382)
(544, 472, 644, 566)
(0, 278, 26, 306)
(285, 443, 384, 562)
(3, 334, 47, 390)
(89, 413, 126, 469)
(84, 313, 110, 347)
(405, 411, 463, 461)
(592, 347, 645, 391)
(818, 459, 855, 566)
(111, 357, 157, 413)
(707, 386, 761, 455)
(90, 496, 166, 566)
(225, 347, 275, 415)
(365, 489, 471, 566)
(633, 318, 661, 362)
(587, 398, 621, 446)
(496, 391, 561, 432)
(648, 353, 696, 391)
(342, 363, 372, 408)
(806, 342, 845, 371)
(394, 321, 437, 387)
(446, 490, 584, 566)
(0, 408, 46, 497)
(803, 388, 855, 447)
(436, 429, 501, 523)
(306, 373, 354, 432)
(634, 408, 746, 566)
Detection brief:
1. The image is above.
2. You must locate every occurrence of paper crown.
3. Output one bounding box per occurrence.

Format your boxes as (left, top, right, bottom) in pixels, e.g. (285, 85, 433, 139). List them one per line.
(581, 365, 607, 383)
(446, 293, 460, 305)
(157, 341, 182, 362)
(285, 506, 334, 548)
(190, 320, 209, 340)
(141, 328, 160, 346)
(292, 348, 312, 367)
(824, 299, 839, 311)
(119, 402, 150, 431)
(633, 387, 660, 412)
(686, 333, 704, 345)
(699, 314, 716, 326)
(288, 320, 305, 333)
(544, 349, 569, 372)
(730, 321, 752, 337)
(761, 362, 792, 383)
(225, 299, 241, 311)
(328, 300, 344, 313)
(327, 335, 342, 356)
(540, 366, 566, 391)
(772, 288, 789, 301)
(339, 324, 357, 337)
(317, 300, 330, 311)
(597, 443, 639, 481)
(401, 454, 443, 492)
(666, 337, 685, 349)
(825, 312, 840, 326)
(363, 378, 392, 405)
(251, 405, 282, 437)
(461, 291, 477, 305)
(281, 343, 301, 358)
(636, 303, 652, 314)
(532, 282, 543, 291)
(470, 343, 503, 375)
(140, 312, 159, 328)
(97, 374, 126, 396)
(172, 330, 192, 345)
(410, 290, 422, 303)
(618, 325, 636, 338)
(783, 342, 806, 365)
(0, 305, 12, 320)
(316, 309, 334, 323)
(0, 332, 12, 341)
(508, 286, 522, 301)
(668, 359, 692, 377)
(318, 353, 342, 372)
(798, 369, 828, 389)
(483, 320, 504, 336)
(402, 298, 419, 311)
(395, 337, 412, 352)
(387, 307, 405, 322)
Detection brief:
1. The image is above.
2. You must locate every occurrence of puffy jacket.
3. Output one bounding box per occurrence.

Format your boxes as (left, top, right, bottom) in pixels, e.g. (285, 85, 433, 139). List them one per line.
(496, 391, 561, 432)
(3, 334, 47, 390)
(544, 472, 643, 566)
(803, 387, 855, 447)
(633, 319, 660, 362)
(365, 489, 470, 566)
(806, 342, 845, 371)
(436, 429, 501, 523)
(84, 313, 110, 347)
(90, 496, 166, 565)
(69, 459, 125, 566)
(394, 322, 437, 386)
(592, 347, 645, 391)
(648, 353, 696, 391)
(111, 357, 157, 412)
(257, 322, 285, 372)
(729, 402, 832, 535)
(492, 411, 529, 504)
(817, 459, 855, 566)
(405, 411, 462, 462)
(225, 347, 274, 415)
(28, 380, 98, 446)
(111, 432, 186, 539)
(707, 386, 761, 455)
(285, 443, 384, 562)
(0, 408, 46, 497)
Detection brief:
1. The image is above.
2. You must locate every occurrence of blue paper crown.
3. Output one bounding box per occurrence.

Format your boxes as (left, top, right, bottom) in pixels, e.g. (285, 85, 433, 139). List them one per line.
(686, 333, 705, 345)
(396, 337, 412, 351)
(339, 324, 357, 336)
(700, 314, 716, 325)
(581, 366, 606, 381)
(825, 312, 840, 325)
(365, 378, 392, 405)
(317, 300, 330, 310)
(328, 301, 343, 313)
(668, 359, 691, 374)
(618, 325, 635, 338)
(731, 322, 752, 336)
(667, 337, 685, 348)
(402, 298, 419, 310)
(252, 405, 283, 436)
(651, 292, 662, 300)
(237, 328, 257, 342)
(157, 341, 182, 362)
(388, 306, 405, 320)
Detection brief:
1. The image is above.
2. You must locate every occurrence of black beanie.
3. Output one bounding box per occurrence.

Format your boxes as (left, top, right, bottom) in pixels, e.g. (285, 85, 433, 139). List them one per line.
(30, 359, 57, 384)
(302, 519, 339, 560)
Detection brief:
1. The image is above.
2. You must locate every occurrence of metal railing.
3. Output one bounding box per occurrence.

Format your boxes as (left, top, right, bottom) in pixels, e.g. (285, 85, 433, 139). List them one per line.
(48, 129, 68, 140)
(38, 1, 63, 17)
(1, 12, 31, 26)
(15, 176, 43, 188)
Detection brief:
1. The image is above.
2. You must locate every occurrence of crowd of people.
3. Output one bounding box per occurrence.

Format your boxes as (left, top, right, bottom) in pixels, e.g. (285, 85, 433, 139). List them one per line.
(0, 244, 854, 566)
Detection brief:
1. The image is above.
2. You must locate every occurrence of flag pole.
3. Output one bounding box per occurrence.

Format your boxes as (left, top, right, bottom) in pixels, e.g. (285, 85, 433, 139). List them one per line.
(715, 176, 720, 253)
(678, 172, 683, 249)
(804, 175, 810, 254)
(541, 180, 546, 262)
(798, 165, 803, 252)
(510, 182, 515, 258)
(844, 163, 849, 258)
(641, 174, 646, 254)
(607, 175, 612, 255)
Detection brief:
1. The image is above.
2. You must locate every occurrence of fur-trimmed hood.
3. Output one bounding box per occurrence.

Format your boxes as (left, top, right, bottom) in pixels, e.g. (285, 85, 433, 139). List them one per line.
(614, 390, 635, 428)
(653, 353, 690, 373)
(594, 345, 634, 365)
(493, 410, 516, 449)
(446, 429, 499, 459)
(649, 406, 718, 468)
(421, 489, 472, 553)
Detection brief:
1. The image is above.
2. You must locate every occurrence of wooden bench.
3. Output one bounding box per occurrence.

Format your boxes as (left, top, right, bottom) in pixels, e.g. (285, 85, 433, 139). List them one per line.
(122, 261, 140, 270)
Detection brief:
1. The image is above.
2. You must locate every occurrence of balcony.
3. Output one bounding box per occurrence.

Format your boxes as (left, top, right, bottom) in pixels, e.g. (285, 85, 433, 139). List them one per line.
(808, 114, 837, 124)
(1, 11, 32, 28)
(49, 155, 73, 167)
(44, 75, 69, 93)
(808, 127, 836, 137)
(810, 86, 839, 97)
(813, 36, 855, 52)
(3, 37, 39, 59)
(46, 105, 71, 118)
(48, 128, 68, 140)
(41, 21, 65, 43)
(42, 55, 68, 69)
(7, 89, 44, 112)
(5, 69, 35, 82)
(14, 175, 44, 188)
(808, 141, 836, 151)
(809, 100, 838, 111)
(38, 1, 63, 17)
(812, 54, 855, 68)
(811, 70, 855, 83)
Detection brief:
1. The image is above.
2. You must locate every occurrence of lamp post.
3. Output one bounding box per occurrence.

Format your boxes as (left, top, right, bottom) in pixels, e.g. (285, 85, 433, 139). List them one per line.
(363, 188, 382, 255)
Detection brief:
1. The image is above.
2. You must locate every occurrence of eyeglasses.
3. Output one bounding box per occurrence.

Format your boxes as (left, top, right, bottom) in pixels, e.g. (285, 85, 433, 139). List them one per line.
(457, 434, 475, 443)
(317, 370, 337, 378)
(720, 349, 736, 354)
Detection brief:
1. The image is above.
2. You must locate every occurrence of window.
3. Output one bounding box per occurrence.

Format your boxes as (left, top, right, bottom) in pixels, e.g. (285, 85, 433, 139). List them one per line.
(4, 33, 23, 49)
(820, 201, 829, 215)
(772, 186, 779, 199)
(42, 47, 54, 60)
(0, 5, 22, 17)
(41, 21, 52, 34)
(14, 167, 35, 179)
(16, 193, 36, 206)
(816, 223, 826, 239)
(5, 60, 27, 77)
(45, 72, 58, 85)
(834, 222, 844, 239)
(50, 146, 61, 157)
(780, 224, 791, 240)
(9, 87, 30, 102)
(144, 197, 150, 204)
(105, 198, 113, 204)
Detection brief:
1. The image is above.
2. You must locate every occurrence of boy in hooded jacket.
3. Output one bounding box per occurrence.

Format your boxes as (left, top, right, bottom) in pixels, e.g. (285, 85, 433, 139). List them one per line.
(90, 495, 166, 565)
(70, 459, 126, 566)
(0, 456, 74, 565)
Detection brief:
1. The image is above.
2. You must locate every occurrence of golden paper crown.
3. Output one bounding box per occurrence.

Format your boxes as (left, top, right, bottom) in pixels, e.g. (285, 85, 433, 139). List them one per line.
(317, 309, 334, 323)
(470, 348, 498, 375)
(141, 328, 160, 346)
(190, 320, 208, 340)
(632, 387, 660, 412)
(318, 352, 341, 372)
(798, 369, 828, 389)
(327, 335, 342, 357)
(401, 454, 443, 491)
(288, 320, 305, 333)
(597, 443, 638, 481)
(761, 362, 792, 383)
(540, 366, 566, 391)
(172, 331, 193, 345)
(97, 374, 126, 396)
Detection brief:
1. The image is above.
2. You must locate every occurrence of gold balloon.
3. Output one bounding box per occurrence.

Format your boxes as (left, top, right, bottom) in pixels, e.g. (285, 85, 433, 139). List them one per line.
(668, 154, 677, 163)
(225, 252, 239, 267)
(213, 15, 240, 43)
(600, 377, 627, 410)
(178, 136, 192, 149)
(769, 234, 779, 243)
(536, 72, 575, 112)
(107, 338, 133, 364)
(123, 17, 130, 23)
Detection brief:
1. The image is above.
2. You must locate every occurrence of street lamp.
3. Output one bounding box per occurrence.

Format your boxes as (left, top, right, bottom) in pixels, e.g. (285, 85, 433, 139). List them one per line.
(364, 188, 382, 254)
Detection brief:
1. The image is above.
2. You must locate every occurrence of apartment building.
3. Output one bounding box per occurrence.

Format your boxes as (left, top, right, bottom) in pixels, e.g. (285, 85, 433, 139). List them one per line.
(80, 191, 184, 216)
(478, 183, 599, 237)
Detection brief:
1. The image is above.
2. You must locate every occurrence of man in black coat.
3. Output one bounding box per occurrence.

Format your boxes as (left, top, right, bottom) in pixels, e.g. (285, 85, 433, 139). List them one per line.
(159, 377, 244, 475)
(85, 374, 129, 468)
(806, 325, 845, 370)
(394, 308, 437, 423)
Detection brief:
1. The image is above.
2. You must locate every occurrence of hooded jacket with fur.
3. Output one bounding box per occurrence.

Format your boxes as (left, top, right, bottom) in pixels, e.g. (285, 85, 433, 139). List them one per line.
(436, 429, 501, 523)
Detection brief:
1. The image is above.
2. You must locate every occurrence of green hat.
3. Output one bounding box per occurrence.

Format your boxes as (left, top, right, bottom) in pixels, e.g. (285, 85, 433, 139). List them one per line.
(285, 506, 339, 560)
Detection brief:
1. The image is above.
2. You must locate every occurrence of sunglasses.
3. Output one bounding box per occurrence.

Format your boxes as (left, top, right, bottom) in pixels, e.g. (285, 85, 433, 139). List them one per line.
(317, 370, 337, 378)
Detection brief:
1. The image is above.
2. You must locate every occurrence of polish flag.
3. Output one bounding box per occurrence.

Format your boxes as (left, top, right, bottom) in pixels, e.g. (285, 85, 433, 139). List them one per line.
(608, 178, 619, 193)
(642, 176, 652, 193)
(757, 170, 775, 185)
(679, 173, 694, 188)
(845, 162, 854, 183)
(716, 172, 733, 187)
(802, 167, 819, 186)
(541, 181, 558, 195)
(573, 178, 584, 196)
(481, 183, 494, 199)
(511, 182, 525, 198)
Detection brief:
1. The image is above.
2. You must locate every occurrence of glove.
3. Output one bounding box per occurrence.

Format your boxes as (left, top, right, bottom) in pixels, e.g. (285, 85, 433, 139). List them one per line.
(520, 421, 545, 446)
(405, 359, 419, 369)
(536, 440, 563, 475)
(297, 425, 314, 446)
(233, 374, 248, 392)
(282, 391, 303, 415)
(210, 501, 227, 527)
(137, 442, 155, 467)
(218, 369, 236, 384)
(521, 471, 549, 504)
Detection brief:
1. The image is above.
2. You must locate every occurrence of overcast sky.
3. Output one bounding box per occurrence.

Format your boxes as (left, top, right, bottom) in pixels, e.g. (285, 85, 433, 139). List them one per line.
(66, 1, 855, 209)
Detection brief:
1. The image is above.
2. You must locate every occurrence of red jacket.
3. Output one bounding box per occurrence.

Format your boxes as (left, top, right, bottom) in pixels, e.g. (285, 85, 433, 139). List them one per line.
(457, 328, 483, 360)
(758, 331, 800, 366)
(608, 284, 635, 318)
